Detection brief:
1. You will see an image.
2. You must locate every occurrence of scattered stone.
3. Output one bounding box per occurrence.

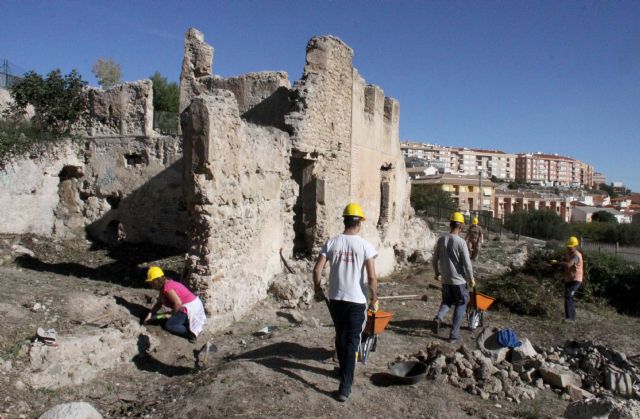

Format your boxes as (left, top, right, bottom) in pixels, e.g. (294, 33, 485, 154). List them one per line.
(511, 338, 537, 362)
(39, 402, 102, 419)
(565, 397, 640, 419)
(539, 364, 582, 389)
(566, 384, 595, 402)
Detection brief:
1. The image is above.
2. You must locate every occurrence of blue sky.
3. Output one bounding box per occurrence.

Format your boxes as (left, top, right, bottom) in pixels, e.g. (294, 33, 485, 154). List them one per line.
(3, 1, 639, 191)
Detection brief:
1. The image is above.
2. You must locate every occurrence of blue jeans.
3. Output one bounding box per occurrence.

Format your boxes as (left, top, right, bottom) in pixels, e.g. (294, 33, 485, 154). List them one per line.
(436, 284, 470, 340)
(164, 311, 189, 336)
(328, 300, 367, 396)
(565, 281, 581, 320)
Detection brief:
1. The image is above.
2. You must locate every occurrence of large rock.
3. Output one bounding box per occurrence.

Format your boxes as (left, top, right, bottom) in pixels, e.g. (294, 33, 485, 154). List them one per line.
(605, 367, 635, 399)
(511, 337, 538, 362)
(39, 402, 102, 419)
(539, 364, 582, 389)
(476, 327, 510, 363)
(565, 397, 640, 419)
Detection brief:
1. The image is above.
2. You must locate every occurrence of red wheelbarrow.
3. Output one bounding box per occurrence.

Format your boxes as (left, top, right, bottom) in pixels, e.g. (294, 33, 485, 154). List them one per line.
(357, 309, 394, 364)
(467, 287, 496, 330)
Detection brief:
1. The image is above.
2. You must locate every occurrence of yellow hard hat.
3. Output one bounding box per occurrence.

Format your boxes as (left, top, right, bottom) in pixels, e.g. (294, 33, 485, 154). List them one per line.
(472, 217, 479, 225)
(146, 266, 165, 282)
(343, 203, 366, 220)
(566, 236, 579, 248)
(450, 212, 465, 224)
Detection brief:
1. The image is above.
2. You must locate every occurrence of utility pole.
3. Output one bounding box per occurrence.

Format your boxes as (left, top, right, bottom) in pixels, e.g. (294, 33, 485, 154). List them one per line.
(478, 168, 482, 214)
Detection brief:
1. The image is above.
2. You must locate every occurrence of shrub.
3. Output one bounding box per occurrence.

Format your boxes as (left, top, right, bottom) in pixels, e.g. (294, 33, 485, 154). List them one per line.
(504, 209, 569, 240)
(482, 248, 640, 317)
(8, 69, 87, 136)
(410, 185, 456, 213)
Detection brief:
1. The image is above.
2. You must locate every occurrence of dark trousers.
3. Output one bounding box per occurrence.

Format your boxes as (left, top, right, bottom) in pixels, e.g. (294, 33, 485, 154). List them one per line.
(328, 299, 366, 396)
(436, 284, 469, 340)
(164, 311, 189, 336)
(565, 281, 581, 320)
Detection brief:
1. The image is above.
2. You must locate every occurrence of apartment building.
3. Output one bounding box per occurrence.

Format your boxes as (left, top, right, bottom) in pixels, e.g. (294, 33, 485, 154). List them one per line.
(593, 172, 606, 188)
(515, 153, 593, 188)
(413, 173, 496, 214)
(400, 141, 516, 180)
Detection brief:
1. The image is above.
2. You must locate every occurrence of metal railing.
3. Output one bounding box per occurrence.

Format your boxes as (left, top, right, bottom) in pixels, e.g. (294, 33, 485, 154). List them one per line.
(581, 239, 640, 264)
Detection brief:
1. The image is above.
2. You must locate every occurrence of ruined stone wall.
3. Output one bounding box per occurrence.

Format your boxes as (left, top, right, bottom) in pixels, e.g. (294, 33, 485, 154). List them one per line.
(182, 92, 292, 330)
(82, 135, 187, 247)
(79, 81, 154, 137)
(0, 141, 83, 236)
(0, 134, 187, 248)
(350, 73, 414, 275)
(177, 28, 433, 330)
(285, 36, 355, 251)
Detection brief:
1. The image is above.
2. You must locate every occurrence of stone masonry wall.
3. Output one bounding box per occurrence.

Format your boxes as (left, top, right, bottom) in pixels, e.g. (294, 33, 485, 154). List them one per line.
(180, 28, 432, 329)
(82, 135, 187, 247)
(285, 36, 355, 251)
(79, 81, 154, 137)
(181, 92, 291, 330)
(0, 141, 83, 236)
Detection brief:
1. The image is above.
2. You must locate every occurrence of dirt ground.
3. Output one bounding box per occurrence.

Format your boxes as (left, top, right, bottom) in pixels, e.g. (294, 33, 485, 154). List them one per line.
(1, 233, 639, 419)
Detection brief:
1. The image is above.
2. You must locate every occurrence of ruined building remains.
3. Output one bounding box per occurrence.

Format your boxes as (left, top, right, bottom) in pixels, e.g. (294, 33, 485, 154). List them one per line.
(0, 28, 432, 331)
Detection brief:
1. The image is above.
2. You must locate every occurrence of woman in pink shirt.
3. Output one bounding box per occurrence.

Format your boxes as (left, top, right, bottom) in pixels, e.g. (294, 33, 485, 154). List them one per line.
(143, 266, 207, 342)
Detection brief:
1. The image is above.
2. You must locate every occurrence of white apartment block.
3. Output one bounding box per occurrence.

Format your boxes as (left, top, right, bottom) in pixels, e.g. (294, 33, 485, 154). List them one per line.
(400, 141, 516, 180)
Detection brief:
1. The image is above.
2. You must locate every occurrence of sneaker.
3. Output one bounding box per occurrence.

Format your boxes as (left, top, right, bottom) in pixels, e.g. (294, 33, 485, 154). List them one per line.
(188, 332, 197, 343)
(432, 317, 441, 335)
(335, 393, 348, 402)
(448, 337, 459, 344)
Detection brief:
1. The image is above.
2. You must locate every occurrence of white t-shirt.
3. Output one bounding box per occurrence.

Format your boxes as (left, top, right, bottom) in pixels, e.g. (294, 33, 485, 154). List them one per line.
(321, 234, 378, 304)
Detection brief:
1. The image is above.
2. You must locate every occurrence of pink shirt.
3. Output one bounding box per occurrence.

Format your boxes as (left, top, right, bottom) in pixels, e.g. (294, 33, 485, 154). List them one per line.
(161, 280, 197, 313)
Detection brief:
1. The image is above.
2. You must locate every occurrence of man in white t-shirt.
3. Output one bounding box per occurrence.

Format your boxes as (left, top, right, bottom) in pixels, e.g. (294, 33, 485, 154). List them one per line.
(313, 203, 378, 402)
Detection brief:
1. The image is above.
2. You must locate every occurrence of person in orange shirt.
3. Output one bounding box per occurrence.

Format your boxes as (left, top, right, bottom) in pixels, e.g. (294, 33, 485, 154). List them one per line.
(560, 236, 583, 321)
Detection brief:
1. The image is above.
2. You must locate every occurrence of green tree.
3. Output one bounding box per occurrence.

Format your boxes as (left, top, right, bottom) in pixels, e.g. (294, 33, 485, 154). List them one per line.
(92, 57, 122, 89)
(9, 69, 87, 135)
(598, 183, 618, 198)
(591, 210, 618, 224)
(150, 72, 179, 113)
(410, 185, 456, 212)
(504, 209, 569, 240)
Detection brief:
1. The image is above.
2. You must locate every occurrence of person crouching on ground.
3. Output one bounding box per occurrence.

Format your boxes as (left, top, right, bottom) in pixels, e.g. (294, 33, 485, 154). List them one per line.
(313, 203, 378, 403)
(432, 211, 476, 343)
(143, 266, 206, 342)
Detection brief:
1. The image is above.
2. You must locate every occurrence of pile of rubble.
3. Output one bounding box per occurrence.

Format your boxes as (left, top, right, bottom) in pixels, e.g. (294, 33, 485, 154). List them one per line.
(396, 327, 640, 408)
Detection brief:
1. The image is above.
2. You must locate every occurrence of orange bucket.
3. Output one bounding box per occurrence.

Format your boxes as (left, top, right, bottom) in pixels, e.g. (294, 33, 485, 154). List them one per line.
(470, 291, 495, 311)
(364, 310, 393, 335)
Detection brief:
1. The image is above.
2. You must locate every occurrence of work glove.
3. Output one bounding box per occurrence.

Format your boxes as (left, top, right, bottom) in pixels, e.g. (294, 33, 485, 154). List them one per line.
(369, 299, 379, 313)
(469, 277, 477, 289)
(550, 259, 558, 265)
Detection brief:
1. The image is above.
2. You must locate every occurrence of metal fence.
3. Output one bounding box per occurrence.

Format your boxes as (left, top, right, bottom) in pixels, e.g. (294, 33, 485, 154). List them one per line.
(581, 239, 640, 264)
(419, 204, 505, 235)
(153, 111, 179, 135)
(0, 59, 25, 89)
